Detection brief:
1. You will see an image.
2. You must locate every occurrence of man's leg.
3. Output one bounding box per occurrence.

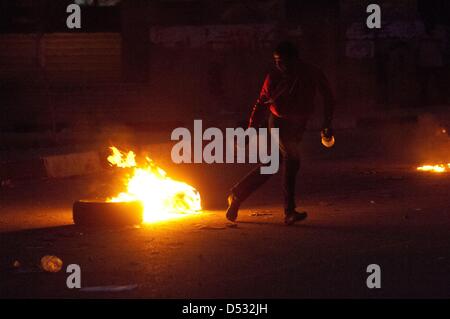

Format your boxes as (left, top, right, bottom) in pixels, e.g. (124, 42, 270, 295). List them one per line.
(282, 156, 300, 212)
(226, 163, 274, 222)
(230, 164, 273, 202)
(226, 115, 279, 221)
(278, 120, 308, 225)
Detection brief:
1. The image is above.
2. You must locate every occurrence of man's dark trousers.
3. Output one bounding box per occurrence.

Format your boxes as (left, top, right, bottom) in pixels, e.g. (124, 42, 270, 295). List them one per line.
(230, 113, 307, 213)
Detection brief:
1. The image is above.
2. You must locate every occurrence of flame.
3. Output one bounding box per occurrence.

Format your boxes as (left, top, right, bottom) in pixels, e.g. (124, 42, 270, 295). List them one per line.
(107, 146, 136, 168)
(107, 147, 201, 222)
(417, 163, 450, 173)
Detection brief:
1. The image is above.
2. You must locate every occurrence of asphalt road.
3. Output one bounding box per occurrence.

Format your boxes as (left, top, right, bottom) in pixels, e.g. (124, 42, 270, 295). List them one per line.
(1, 152, 449, 299)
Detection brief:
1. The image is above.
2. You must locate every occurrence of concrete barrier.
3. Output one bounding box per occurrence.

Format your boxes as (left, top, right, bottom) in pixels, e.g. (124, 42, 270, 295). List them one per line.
(42, 151, 102, 178)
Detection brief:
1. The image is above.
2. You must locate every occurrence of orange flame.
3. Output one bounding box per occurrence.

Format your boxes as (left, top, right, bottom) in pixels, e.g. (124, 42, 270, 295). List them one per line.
(107, 147, 201, 222)
(417, 163, 450, 173)
(107, 146, 136, 168)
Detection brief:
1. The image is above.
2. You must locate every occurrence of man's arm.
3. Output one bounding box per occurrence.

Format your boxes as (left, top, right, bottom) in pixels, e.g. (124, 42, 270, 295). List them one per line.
(315, 68, 335, 135)
(248, 74, 271, 128)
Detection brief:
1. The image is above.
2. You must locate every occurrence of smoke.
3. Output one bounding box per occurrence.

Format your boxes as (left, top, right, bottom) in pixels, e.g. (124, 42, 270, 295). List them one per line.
(409, 113, 450, 163)
(337, 112, 450, 164)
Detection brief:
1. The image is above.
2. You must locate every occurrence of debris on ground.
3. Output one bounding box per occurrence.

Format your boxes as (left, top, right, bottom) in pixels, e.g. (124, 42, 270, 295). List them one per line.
(80, 284, 138, 292)
(11, 261, 42, 274)
(359, 170, 378, 175)
(250, 211, 274, 217)
(195, 224, 227, 230)
(40, 255, 63, 273)
(12, 267, 43, 274)
(386, 175, 406, 181)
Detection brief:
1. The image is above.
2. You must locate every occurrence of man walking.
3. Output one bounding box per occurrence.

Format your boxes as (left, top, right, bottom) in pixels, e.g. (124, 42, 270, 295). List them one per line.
(226, 41, 335, 225)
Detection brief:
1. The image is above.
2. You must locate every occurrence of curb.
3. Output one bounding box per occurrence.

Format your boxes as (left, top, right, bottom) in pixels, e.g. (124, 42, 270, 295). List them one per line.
(1, 112, 447, 183)
(1, 143, 175, 183)
(42, 151, 103, 178)
(1, 151, 104, 182)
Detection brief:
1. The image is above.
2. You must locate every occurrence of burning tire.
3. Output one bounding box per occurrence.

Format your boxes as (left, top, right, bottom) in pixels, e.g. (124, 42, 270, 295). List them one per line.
(73, 200, 144, 226)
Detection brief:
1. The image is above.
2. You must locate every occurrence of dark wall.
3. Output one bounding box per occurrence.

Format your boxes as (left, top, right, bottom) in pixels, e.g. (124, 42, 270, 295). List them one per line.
(121, 0, 149, 82)
(1, 0, 448, 133)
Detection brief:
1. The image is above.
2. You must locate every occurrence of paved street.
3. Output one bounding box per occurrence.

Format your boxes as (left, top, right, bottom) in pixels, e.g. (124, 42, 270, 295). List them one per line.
(1, 147, 449, 298)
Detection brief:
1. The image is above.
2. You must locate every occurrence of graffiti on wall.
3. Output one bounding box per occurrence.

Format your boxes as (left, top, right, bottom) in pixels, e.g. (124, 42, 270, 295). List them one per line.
(345, 20, 448, 59)
(149, 24, 289, 50)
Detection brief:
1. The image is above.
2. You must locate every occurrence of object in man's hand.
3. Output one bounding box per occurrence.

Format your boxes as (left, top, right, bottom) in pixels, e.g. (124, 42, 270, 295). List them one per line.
(321, 128, 335, 148)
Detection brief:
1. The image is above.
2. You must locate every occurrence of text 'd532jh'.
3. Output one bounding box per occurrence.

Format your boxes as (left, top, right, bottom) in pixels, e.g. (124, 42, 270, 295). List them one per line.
(182, 303, 268, 317)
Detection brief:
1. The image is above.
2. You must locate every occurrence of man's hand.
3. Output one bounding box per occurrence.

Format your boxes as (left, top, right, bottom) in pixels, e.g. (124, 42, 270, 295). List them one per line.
(321, 127, 333, 139)
(321, 127, 335, 148)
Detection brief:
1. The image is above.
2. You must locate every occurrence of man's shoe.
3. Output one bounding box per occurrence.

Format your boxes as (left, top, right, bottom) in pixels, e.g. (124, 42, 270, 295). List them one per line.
(226, 194, 240, 222)
(284, 211, 308, 225)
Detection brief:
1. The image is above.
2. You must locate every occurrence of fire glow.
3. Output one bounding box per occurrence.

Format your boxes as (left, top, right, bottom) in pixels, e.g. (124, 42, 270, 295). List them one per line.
(107, 147, 201, 222)
(417, 163, 450, 173)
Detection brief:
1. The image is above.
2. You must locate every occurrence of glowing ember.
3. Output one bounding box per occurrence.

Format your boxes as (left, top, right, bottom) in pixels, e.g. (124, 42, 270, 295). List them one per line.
(107, 147, 201, 222)
(417, 164, 450, 173)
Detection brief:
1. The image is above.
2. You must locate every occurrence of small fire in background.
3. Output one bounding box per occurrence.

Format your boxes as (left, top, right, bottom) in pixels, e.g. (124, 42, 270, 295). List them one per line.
(107, 147, 201, 222)
(416, 125, 450, 173)
(417, 163, 450, 173)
